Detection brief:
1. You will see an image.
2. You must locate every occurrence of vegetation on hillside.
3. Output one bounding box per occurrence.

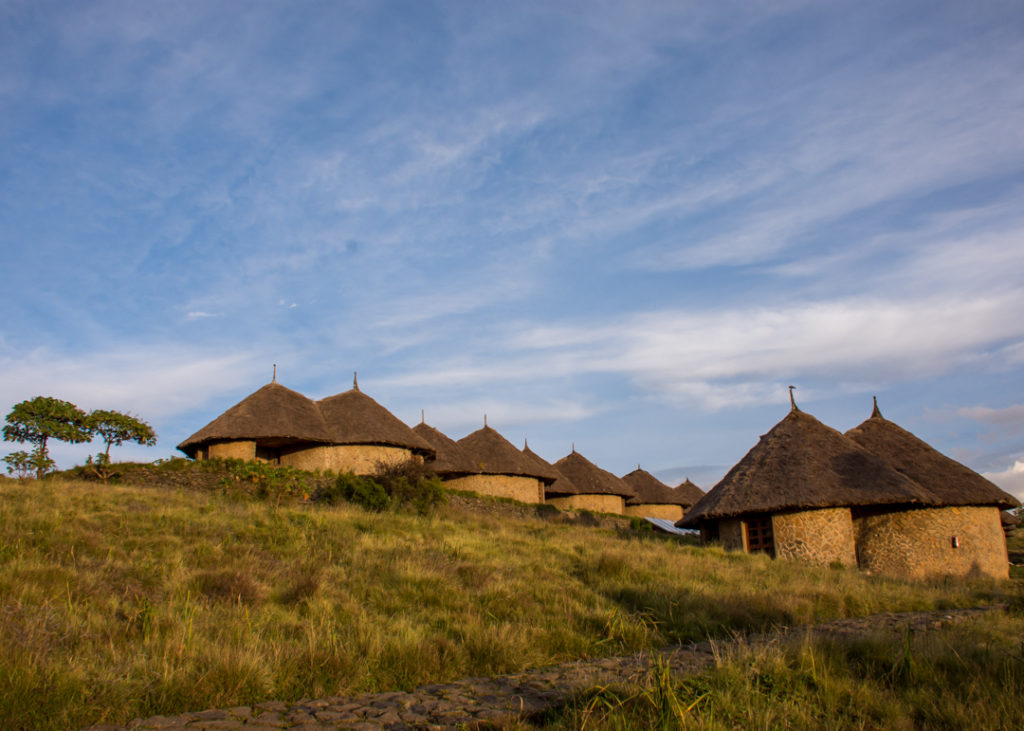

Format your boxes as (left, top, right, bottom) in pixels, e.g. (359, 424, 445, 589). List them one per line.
(2, 396, 155, 480)
(0, 471, 1018, 730)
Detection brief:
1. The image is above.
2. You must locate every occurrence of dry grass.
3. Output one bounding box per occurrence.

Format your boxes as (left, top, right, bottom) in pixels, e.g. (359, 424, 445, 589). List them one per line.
(0, 477, 1015, 729)
(548, 610, 1024, 730)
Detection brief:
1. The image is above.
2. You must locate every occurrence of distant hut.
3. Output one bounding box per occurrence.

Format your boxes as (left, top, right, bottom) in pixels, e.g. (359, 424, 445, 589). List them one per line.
(844, 398, 1019, 580)
(621, 468, 696, 521)
(550, 449, 636, 515)
(521, 442, 579, 500)
(675, 478, 706, 507)
(413, 420, 478, 481)
(178, 375, 434, 475)
(177, 381, 334, 462)
(678, 401, 934, 569)
(454, 424, 556, 503)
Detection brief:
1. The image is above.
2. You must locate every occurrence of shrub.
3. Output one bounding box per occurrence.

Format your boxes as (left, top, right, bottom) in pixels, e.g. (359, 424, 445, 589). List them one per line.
(372, 460, 447, 515)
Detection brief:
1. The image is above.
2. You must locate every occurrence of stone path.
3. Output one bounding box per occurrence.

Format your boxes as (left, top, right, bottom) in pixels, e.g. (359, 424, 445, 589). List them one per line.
(83, 605, 1002, 731)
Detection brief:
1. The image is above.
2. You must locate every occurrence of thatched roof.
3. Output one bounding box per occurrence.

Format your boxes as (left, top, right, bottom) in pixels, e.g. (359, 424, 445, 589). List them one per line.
(845, 400, 1019, 510)
(678, 407, 935, 527)
(522, 443, 579, 496)
(413, 422, 478, 476)
(177, 382, 334, 457)
(674, 478, 706, 505)
(553, 450, 637, 498)
(623, 468, 694, 507)
(457, 426, 557, 483)
(316, 388, 434, 456)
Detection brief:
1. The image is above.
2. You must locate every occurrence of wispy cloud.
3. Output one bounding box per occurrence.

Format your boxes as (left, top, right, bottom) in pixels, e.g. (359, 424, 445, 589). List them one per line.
(983, 461, 1024, 503)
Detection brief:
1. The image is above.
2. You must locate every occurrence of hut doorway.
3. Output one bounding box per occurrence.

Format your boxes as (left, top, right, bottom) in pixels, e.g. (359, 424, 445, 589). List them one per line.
(745, 516, 775, 557)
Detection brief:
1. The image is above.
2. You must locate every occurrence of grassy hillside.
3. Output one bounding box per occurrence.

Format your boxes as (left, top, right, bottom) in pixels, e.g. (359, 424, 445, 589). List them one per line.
(0, 474, 1017, 730)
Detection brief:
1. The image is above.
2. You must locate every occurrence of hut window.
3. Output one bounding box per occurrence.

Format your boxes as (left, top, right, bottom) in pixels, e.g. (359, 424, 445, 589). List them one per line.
(745, 517, 775, 557)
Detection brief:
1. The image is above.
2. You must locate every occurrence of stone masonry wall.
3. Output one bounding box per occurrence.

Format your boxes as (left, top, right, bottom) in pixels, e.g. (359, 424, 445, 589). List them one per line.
(772, 508, 857, 567)
(718, 519, 746, 551)
(206, 440, 256, 461)
(279, 444, 415, 476)
(546, 493, 626, 515)
(854, 506, 1008, 580)
(623, 503, 684, 521)
(445, 474, 545, 504)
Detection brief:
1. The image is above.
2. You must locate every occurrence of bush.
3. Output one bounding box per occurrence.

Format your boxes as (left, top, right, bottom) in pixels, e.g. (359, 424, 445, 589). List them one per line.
(372, 460, 447, 515)
(334, 471, 390, 512)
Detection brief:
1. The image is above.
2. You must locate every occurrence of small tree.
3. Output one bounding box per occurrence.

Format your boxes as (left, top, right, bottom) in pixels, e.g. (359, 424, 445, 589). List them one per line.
(3, 397, 91, 479)
(2, 451, 39, 480)
(86, 410, 157, 483)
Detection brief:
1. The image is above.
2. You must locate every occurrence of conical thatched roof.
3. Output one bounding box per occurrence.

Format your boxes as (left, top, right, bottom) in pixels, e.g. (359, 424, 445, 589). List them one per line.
(674, 478, 706, 505)
(845, 400, 1019, 510)
(678, 407, 935, 527)
(178, 382, 334, 457)
(458, 425, 557, 483)
(522, 443, 579, 496)
(317, 388, 434, 456)
(622, 468, 693, 506)
(413, 422, 478, 476)
(553, 450, 636, 498)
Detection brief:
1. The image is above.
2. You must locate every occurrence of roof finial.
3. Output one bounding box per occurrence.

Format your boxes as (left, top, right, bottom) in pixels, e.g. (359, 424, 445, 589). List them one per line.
(421, 409, 425, 424)
(524, 438, 529, 449)
(571, 441, 576, 453)
(788, 385, 798, 411)
(484, 413, 488, 427)
(272, 363, 277, 383)
(871, 395, 883, 418)
(353, 371, 359, 391)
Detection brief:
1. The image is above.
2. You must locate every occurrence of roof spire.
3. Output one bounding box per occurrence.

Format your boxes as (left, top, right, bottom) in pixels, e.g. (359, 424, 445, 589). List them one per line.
(788, 385, 798, 412)
(272, 363, 276, 383)
(871, 395, 883, 418)
(353, 371, 359, 391)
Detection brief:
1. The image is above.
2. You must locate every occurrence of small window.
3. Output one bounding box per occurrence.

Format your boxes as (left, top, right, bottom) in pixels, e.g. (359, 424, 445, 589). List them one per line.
(745, 516, 775, 557)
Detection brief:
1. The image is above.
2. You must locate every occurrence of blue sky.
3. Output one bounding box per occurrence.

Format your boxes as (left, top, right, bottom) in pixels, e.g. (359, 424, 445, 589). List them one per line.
(3, 0, 1024, 499)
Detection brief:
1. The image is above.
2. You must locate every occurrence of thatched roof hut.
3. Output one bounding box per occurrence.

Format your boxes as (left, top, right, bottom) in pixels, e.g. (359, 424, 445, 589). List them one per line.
(178, 376, 434, 473)
(177, 381, 334, 458)
(678, 406, 934, 528)
(449, 424, 555, 503)
(621, 468, 695, 520)
(457, 426, 557, 482)
(674, 478, 706, 505)
(546, 449, 636, 514)
(413, 422, 478, 478)
(844, 399, 1019, 510)
(317, 386, 433, 457)
(521, 443, 578, 497)
(623, 469, 691, 507)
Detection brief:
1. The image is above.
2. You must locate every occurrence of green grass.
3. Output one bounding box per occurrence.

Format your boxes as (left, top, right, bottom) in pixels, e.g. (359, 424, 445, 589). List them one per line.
(0, 476, 1018, 730)
(545, 610, 1024, 730)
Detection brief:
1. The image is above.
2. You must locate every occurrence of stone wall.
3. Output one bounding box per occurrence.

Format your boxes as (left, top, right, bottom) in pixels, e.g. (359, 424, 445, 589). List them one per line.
(546, 493, 625, 515)
(278, 444, 415, 476)
(718, 519, 746, 551)
(772, 508, 857, 567)
(623, 503, 684, 521)
(854, 506, 1008, 580)
(206, 440, 256, 461)
(445, 474, 545, 504)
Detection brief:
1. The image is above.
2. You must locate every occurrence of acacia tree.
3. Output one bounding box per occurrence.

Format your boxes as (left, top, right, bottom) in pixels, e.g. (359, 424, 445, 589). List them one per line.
(3, 397, 92, 479)
(86, 410, 157, 482)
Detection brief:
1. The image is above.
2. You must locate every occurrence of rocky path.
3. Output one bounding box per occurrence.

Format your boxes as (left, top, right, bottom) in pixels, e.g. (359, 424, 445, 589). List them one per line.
(83, 605, 1002, 731)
